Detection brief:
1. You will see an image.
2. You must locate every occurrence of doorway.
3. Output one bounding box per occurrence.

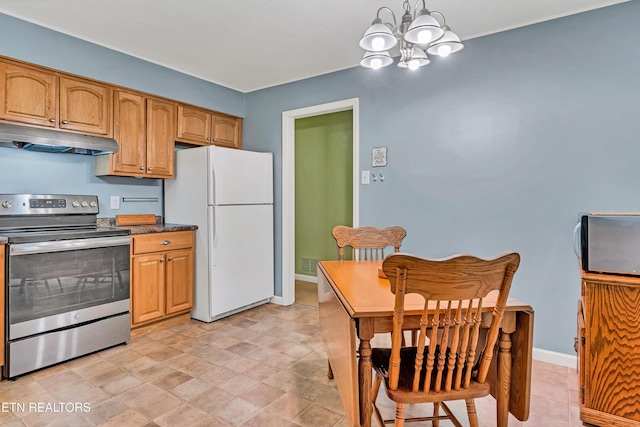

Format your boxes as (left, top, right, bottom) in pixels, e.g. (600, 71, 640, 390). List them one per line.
(281, 98, 359, 306)
(294, 111, 353, 306)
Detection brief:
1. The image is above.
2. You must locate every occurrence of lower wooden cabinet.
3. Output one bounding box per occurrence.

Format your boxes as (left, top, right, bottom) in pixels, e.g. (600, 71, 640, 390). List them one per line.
(131, 231, 194, 327)
(1, 245, 4, 368)
(578, 271, 640, 426)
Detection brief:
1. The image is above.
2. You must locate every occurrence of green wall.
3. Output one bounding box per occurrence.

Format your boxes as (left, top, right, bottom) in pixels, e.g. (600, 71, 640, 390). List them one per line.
(295, 110, 353, 275)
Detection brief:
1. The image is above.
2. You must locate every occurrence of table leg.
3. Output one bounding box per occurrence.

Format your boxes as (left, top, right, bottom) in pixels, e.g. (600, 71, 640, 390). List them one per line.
(358, 319, 375, 427)
(497, 331, 512, 427)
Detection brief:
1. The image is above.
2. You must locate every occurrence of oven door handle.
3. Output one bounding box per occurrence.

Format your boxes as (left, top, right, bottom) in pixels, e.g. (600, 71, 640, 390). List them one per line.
(10, 236, 131, 255)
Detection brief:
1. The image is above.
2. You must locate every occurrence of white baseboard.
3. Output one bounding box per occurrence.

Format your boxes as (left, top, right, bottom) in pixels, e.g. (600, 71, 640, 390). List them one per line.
(533, 347, 576, 368)
(270, 295, 285, 306)
(295, 274, 316, 283)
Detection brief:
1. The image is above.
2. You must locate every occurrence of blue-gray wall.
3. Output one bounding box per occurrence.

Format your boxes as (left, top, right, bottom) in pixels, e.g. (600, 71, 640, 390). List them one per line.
(0, 13, 245, 217)
(245, 1, 640, 355)
(2, 2, 639, 354)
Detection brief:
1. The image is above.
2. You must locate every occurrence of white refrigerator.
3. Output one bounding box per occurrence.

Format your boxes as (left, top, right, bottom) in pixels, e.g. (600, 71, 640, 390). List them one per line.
(164, 145, 274, 322)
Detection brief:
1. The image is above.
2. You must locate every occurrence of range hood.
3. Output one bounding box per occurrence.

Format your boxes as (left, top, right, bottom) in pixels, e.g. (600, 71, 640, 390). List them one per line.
(0, 120, 119, 155)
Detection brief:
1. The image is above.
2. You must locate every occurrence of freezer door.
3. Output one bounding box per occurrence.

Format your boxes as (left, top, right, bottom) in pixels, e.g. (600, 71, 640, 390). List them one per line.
(208, 146, 273, 206)
(208, 204, 274, 318)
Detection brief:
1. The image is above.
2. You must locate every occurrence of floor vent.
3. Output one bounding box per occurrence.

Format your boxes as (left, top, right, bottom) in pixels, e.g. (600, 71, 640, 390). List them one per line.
(301, 257, 320, 274)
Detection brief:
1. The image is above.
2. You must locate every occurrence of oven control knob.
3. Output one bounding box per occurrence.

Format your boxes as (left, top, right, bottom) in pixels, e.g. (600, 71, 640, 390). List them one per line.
(89, 201, 97, 207)
(72, 201, 80, 208)
(81, 201, 89, 207)
(1, 200, 11, 209)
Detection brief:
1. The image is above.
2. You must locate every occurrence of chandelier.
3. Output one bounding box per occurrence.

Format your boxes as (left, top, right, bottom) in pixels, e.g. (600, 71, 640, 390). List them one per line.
(359, 0, 464, 70)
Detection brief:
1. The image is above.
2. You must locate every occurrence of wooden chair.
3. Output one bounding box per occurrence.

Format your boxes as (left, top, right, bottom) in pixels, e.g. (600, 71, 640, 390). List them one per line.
(327, 225, 409, 380)
(331, 225, 407, 260)
(372, 252, 520, 427)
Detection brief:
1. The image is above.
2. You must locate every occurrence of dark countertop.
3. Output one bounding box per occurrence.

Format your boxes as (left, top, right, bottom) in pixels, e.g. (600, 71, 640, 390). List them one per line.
(97, 217, 197, 235)
(0, 219, 197, 243)
(119, 223, 198, 235)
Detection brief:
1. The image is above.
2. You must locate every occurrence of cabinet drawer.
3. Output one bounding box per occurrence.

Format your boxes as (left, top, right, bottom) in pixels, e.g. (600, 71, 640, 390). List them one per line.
(132, 231, 193, 255)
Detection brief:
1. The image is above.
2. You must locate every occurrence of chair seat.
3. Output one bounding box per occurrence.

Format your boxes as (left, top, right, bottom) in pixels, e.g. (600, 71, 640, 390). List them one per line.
(371, 347, 491, 404)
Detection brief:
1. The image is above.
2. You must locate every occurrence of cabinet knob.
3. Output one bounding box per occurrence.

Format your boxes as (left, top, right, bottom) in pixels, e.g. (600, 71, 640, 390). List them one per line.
(213, 138, 217, 142)
(168, 257, 173, 261)
(160, 258, 165, 263)
(148, 167, 153, 171)
(61, 120, 69, 124)
(49, 118, 56, 123)
(160, 240, 171, 245)
(139, 166, 145, 170)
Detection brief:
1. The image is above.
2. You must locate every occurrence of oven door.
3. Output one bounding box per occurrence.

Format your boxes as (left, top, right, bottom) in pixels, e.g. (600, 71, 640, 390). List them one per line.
(7, 236, 131, 340)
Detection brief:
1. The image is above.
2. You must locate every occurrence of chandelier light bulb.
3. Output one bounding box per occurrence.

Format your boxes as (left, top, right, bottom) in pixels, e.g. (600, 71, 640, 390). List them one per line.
(371, 37, 386, 51)
(426, 26, 464, 58)
(361, 51, 393, 69)
(417, 30, 433, 44)
(437, 45, 452, 57)
(408, 59, 420, 70)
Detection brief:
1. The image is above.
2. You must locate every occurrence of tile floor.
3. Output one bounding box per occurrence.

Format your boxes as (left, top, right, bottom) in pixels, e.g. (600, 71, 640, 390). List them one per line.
(0, 302, 581, 427)
(294, 280, 319, 308)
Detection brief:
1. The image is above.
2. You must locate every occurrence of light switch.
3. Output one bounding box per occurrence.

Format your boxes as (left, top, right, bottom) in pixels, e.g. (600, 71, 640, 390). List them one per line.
(361, 170, 370, 185)
(110, 196, 120, 210)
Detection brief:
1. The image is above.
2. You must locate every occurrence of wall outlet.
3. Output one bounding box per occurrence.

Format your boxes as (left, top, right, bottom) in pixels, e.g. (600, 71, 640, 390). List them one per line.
(361, 170, 370, 185)
(110, 196, 120, 210)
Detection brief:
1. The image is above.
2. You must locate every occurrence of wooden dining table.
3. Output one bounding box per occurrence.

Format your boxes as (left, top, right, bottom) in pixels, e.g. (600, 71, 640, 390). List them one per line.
(317, 259, 534, 427)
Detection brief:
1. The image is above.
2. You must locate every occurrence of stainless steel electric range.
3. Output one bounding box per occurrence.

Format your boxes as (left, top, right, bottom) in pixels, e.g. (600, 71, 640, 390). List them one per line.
(0, 194, 131, 379)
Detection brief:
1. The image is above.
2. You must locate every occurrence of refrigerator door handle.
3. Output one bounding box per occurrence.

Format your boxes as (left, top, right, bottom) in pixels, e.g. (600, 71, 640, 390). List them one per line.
(212, 206, 218, 266)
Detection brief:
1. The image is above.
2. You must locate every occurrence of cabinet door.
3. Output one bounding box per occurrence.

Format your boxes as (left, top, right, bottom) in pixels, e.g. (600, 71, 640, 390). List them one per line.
(165, 248, 194, 315)
(146, 98, 176, 178)
(0, 62, 57, 127)
(584, 281, 640, 421)
(176, 105, 211, 145)
(112, 90, 146, 175)
(212, 114, 242, 149)
(59, 76, 111, 135)
(132, 253, 166, 325)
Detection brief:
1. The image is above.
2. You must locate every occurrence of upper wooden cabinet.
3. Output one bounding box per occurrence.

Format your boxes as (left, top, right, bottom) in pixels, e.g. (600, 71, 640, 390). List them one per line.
(176, 104, 242, 149)
(59, 76, 111, 135)
(0, 62, 56, 127)
(146, 98, 176, 177)
(95, 90, 175, 178)
(0, 61, 111, 136)
(1, 56, 245, 178)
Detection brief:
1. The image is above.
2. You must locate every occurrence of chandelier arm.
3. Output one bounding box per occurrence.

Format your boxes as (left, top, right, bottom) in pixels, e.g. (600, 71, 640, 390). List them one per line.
(430, 11, 446, 26)
(412, 0, 427, 18)
(376, 7, 398, 28)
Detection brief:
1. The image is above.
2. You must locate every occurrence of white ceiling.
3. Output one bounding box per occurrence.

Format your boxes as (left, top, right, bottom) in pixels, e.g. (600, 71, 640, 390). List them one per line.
(0, 0, 628, 93)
